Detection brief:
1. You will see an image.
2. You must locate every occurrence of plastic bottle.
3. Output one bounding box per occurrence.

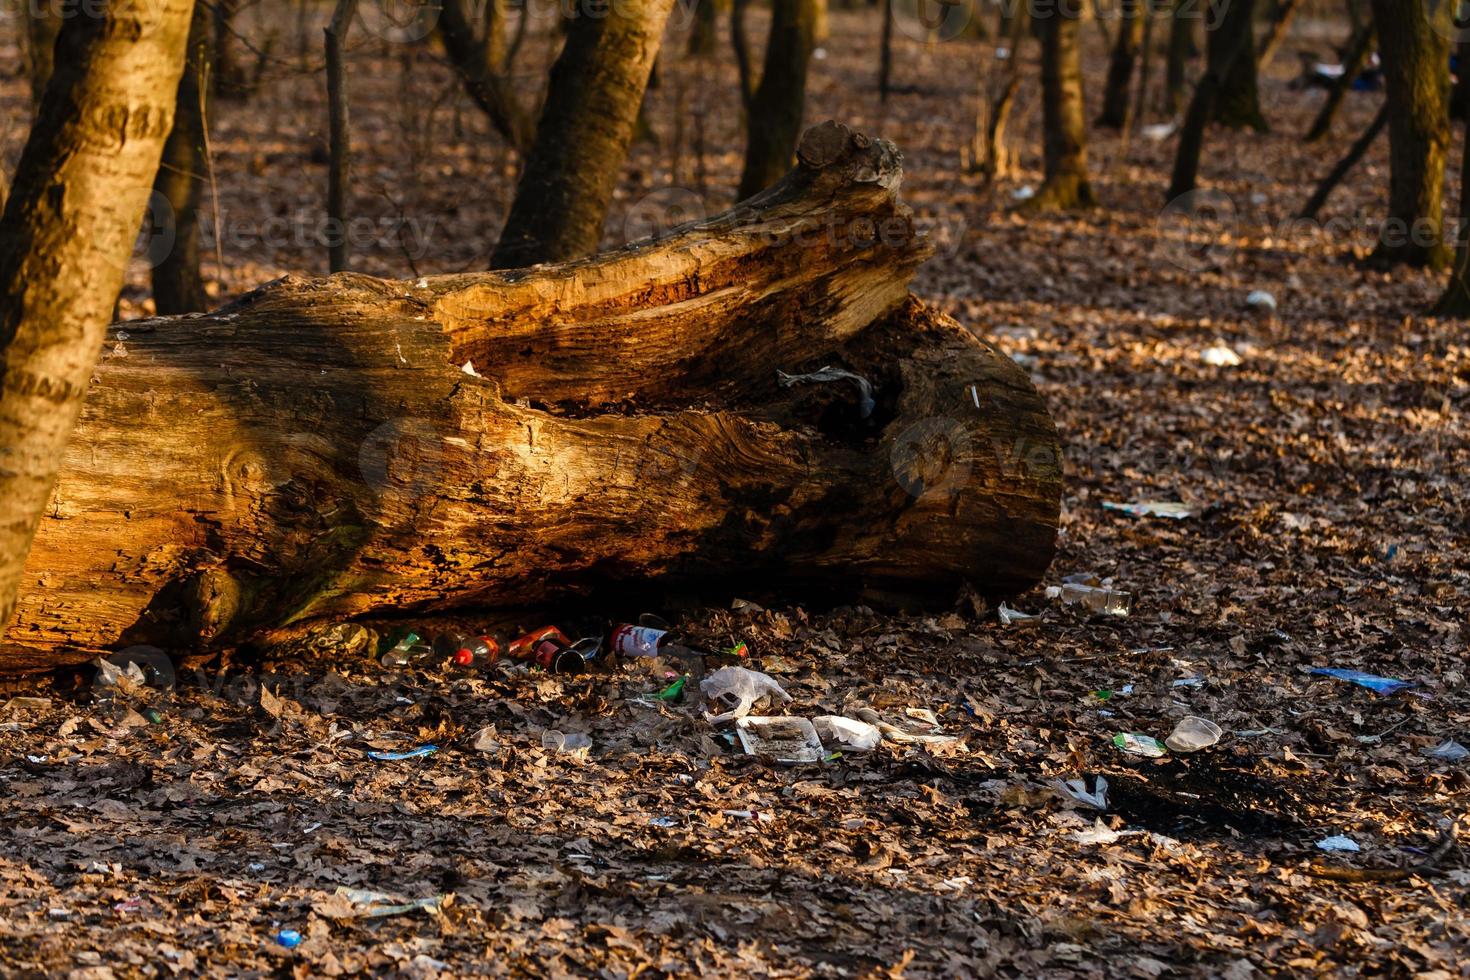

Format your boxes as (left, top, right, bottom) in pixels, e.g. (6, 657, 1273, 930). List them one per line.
(432, 631, 500, 669)
(1056, 582, 1131, 617)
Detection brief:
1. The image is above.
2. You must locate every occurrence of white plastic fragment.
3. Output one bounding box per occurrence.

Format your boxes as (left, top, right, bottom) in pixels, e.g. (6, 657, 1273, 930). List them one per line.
(1165, 716, 1223, 753)
(1201, 344, 1244, 367)
(1426, 739, 1469, 761)
(1245, 289, 1277, 313)
(1054, 775, 1109, 810)
(997, 602, 1037, 626)
(1141, 121, 1178, 141)
(1073, 819, 1124, 845)
(812, 715, 883, 752)
(461, 360, 482, 377)
(776, 366, 876, 418)
(700, 666, 792, 724)
(1316, 835, 1360, 853)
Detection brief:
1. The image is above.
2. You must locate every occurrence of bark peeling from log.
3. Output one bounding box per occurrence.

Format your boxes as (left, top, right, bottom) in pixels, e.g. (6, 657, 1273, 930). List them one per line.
(4, 121, 1061, 671)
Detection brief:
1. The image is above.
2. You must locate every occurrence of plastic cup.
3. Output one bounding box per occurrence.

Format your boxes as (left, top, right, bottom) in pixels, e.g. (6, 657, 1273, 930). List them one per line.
(1165, 716, 1222, 753)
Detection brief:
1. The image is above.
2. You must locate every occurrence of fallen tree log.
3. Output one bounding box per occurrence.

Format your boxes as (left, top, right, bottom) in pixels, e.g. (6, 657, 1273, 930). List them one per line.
(2, 121, 1061, 671)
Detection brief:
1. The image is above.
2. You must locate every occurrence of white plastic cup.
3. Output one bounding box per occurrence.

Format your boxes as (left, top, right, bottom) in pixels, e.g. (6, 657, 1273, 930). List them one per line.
(1165, 716, 1223, 753)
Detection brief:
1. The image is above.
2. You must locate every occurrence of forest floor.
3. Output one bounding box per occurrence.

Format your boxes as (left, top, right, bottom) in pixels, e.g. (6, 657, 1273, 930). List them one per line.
(2, 7, 1469, 978)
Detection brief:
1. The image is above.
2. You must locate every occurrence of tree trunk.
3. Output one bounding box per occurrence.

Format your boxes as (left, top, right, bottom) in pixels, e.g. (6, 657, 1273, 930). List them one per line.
(1299, 100, 1388, 220)
(879, 0, 893, 102)
(438, 0, 535, 151)
(1164, 0, 1193, 115)
(1434, 91, 1470, 314)
(738, 0, 817, 199)
(732, 0, 756, 109)
(1305, 20, 1375, 143)
(152, 4, 212, 316)
(1208, 0, 1266, 131)
(688, 0, 719, 55)
(23, 0, 62, 108)
(1097, 0, 1143, 129)
(1167, 0, 1257, 199)
(324, 0, 357, 274)
(1256, 0, 1302, 71)
(0, 0, 196, 637)
(1033, 0, 1096, 210)
(491, 0, 676, 268)
(1369, 0, 1452, 269)
(2, 123, 1061, 671)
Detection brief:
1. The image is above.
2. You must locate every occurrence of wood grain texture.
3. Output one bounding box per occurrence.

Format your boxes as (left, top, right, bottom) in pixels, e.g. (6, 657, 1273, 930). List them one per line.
(2, 122, 1061, 671)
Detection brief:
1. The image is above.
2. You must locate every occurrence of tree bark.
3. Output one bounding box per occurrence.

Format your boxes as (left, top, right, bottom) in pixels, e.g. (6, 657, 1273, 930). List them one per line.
(1208, 0, 1266, 131)
(2, 123, 1061, 671)
(1167, 0, 1256, 199)
(688, 0, 718, 55)
(1033, 0, 1096, 210)
(1097, 0, 1144, 129)
(738, 0, 818, 199)
(1299, 99, 1388, 220)
(491, 0, 676, 268)
(1369, 0, 1452, 269)
(438, 0, 535, 151)
(1256, 0, 1302, 71)
(732, 0, 756, 109)
(23, 0, 62, 108)
(0, 0, 196, 636)
(1164, 0, 1193, 115)
(879, 0, 893, 101)
(1436, 65, 1470, 314)
(1304, 21, 1375, 143)
(152, 4, 212, 316)
(324, 0, 357, 274)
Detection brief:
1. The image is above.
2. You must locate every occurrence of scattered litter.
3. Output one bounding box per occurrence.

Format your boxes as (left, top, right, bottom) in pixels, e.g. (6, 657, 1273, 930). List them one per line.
(1047, 581, 1131, 617)
(366, 745, 438, 761)
(776, 365, 876, 418)
(1011, 184, 1036, 201)
(1054, 775, 1109, 810)
(470, 727, 500, 753)
(1165, 716, 1223, 753)
(1103, 500, 1195, 519)
(852, 706, 961, 746)
(1245, 290, 1277, 313)
(653, 676, 688, 701)
(1113, 733, 1167, 758)
(1426, 740, 1468, 762)
(1310, 667, 1415, 696)
(700, 666, 791, 723)
(721, 809, 773, 822)
(734, 716, 825, 764)
(1316, 835, 1360, 853)
(541, 731, 593, 756)
(731, 597, 764, 614)
(274, 929, 302, 949)
(997, 602, 1038, 626)
(1200, 344, 1244, 367)
(1073, 819, 1124, 845)
(460, 360, 482, 377)
(507, 626, 586, 673)
(649, 815, 680, 828)
(1141, 120, 1178, 141)
(812, 715, 882, 752)
(331, 887, 451, 918)
(1172, 677, 1206, 688)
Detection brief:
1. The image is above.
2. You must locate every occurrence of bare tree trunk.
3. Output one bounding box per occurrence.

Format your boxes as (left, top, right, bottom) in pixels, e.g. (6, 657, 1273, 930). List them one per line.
(1164, 0, 1193, 115)
(1097, 0, 1143, 129)
(739, 0, 817, 199)
(1130, 3, 1156, 131)
(1208, 0, 1266, 130)
(1033, 0, 1096, 209)
(0, 0, 196, 632)
(492, 0, 676, 267)
(153, 4, 213, 315)
(1167, 0, 1256, 198)
(2, 124, 1062, 670)
(1299, 100, 1388, 220)
(1434, 89, 1470, 313)
(23, 0, 62, 108)
(1257, 0, 1303, 71)
(1305, 21, 1375, 143)
(879, 0, 893, 101)
(324, 0, 357, 273)
(439, 0, 535, 151)
(732, 0, 756, 108)
(688, 0, 718, 55)
(1369, 0, 1452, 269)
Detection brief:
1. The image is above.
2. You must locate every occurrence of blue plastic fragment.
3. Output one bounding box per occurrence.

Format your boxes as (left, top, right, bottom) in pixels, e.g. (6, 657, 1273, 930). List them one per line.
(1311, 668, 1413, 696)
(367, 745, 439, 761)
(275, 929, 302, 949)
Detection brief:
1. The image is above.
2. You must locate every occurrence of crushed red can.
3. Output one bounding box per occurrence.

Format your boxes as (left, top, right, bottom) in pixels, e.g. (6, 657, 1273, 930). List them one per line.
(506, 626, 586, 674)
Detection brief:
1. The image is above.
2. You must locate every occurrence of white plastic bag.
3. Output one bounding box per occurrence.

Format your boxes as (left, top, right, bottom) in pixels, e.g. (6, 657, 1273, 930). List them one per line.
(700, 666, 791, 724)
(812, 715, 882, 752)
